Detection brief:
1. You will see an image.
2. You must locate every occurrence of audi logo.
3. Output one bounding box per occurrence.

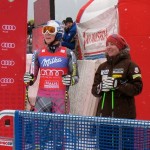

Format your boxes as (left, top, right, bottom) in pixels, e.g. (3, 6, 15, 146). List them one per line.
(1, 60, 15, 66)
(1, 42, 15, 48)
(0, 78, 14, 84)
(41, 69, 64, 76)
(2, 25, 16, 31)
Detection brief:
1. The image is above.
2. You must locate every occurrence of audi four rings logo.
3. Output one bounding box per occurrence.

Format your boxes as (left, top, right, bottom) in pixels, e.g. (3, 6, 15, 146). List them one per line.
(0, 78, 14, 84)
(1, 42, 15, 48)
(41, 69, 64, 76)
(1, 60, 15, 66)
(2, 25, 16, 31)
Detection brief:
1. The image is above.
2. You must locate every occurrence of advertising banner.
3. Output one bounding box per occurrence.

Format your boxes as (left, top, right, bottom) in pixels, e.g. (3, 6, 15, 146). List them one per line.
(118, 0, 150, 120)
(77, 6, 118, 59)
(0, 0, 27, 148)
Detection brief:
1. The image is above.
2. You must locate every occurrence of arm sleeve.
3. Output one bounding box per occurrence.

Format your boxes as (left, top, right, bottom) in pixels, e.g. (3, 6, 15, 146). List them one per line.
(67, 49, 79, 85)
(29, 50, 40, 85)
(61, 41, 75, 50)
(63, 26, 77, 43)
(91, 65, 103, 97)
(117, 62, 143, 97)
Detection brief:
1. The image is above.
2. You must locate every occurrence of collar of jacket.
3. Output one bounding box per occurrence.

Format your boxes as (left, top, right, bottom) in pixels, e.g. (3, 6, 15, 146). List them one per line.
(47, 43, 60, 53)
(106, 49, 131, 65)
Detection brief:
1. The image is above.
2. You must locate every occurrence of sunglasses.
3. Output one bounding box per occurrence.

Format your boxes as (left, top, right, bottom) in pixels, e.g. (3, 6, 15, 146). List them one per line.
(42, 26, 57, 35)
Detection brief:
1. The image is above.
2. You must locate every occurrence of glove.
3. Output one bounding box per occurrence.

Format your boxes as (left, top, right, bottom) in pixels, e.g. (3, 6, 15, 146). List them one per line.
(97, 83, 110, 93)
(103, 77, 118, 90)
(97, 77, 117, 93)
(97, 84, 102, 94)
(24, 72, 34, 85)
(62, 75, 75, 86)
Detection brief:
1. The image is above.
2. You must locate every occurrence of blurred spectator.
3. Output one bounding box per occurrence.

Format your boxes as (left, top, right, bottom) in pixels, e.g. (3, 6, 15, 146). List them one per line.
(61, 17, 77, 51)
(27, 20, 34, 54)
(62, 20, 66, 27)
(27, 19, 34, 36)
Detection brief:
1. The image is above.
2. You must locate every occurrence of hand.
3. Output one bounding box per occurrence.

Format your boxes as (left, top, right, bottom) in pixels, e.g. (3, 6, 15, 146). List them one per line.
(97, 83, 110, 93)
(97, 77, 118, 93)
(24, 72, 34, 85)
(103, 77, 118, 90)
(97, 82, 110, 93)
(62, 75, 74, 86)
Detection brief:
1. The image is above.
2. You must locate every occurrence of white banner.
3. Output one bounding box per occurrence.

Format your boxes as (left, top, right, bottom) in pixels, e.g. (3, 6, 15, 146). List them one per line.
(77, 6, 118, 59)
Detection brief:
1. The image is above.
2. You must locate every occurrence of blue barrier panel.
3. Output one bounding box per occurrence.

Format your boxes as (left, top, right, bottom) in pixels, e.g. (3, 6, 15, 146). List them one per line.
(14, 111, 150, 150)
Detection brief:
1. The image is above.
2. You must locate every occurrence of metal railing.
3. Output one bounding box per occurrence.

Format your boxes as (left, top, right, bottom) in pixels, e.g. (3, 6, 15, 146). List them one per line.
(0, 110, 150, 150)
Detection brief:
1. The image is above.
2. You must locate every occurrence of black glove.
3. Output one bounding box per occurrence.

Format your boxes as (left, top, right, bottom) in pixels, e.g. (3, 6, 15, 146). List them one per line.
(24, 72, 34, 85)
(62, 75, 75, 86)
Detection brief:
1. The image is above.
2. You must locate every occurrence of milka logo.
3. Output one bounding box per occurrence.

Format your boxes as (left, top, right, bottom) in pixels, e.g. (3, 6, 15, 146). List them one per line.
(41, 57, 62, 67)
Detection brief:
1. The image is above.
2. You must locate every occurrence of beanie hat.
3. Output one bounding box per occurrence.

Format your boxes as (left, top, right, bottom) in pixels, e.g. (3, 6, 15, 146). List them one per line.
(65, 17, 73, 23)
(106, 34, 128, 50)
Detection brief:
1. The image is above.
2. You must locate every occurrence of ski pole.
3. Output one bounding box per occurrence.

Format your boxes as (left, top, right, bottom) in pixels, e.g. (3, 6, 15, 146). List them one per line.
(100, 92, 106, 117)
(25, 86, 28, 110)
(100, 90, 115, 117)
(25, 86, 35, 111)
(64, 86, 69, 114)
(111, 90, 115, 117)
(62, 75, 70, 114)
(111, 89, 115, 147)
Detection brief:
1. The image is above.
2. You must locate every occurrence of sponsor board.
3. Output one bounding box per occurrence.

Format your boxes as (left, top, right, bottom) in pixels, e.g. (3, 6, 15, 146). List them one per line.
(0, 138, 13, 147)
(2, 24, 16, 32)
(1, 60, 15, 67)
(1, 42, 15, 51)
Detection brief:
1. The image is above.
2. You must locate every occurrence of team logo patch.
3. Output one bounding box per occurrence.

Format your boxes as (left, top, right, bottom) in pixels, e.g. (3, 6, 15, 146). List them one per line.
(102, 75, 108, 81)
(133, 74, 142, 79)
(113, 68, 124, 74)
(44, 80, 59, 89)
(60, 50, 65, 53)
(42, 49, 45, 52)
(101, 69, 109, 75)
(41, 57, 62, 67)
(112, 74, 122, 78)
(134, 67, 139, 73)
